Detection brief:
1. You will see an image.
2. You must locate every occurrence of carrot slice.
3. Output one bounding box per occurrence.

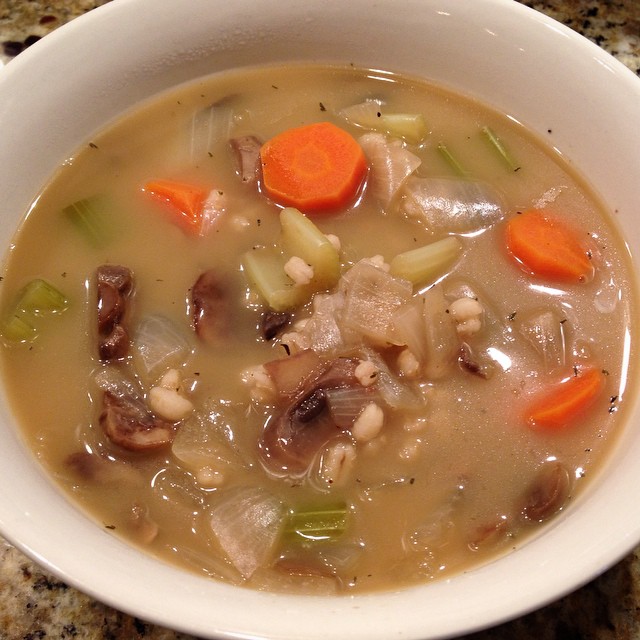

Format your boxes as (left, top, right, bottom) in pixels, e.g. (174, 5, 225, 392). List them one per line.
(143, 179, 208, 233)
(260, 122, 368, 214)
(505, 209, 595, 283)
(525, 366, 605, 429)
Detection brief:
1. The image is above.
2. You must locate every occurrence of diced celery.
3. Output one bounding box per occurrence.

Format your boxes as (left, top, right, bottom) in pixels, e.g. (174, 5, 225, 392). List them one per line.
(340, 100, 427, 144)
(63, 195, 114, 247)
(15, 278, 68, 315)
(378, 113, 428, 144)
(284, 502, 348, 544)
(1, 278, 69, 343)
(1, 313, 37, 343)
(242, 246, 302, 312)
(279, 207, 340, 292)
(389, 236, 463, 288)
(243, 209, 341, 311)
(481, 126, 521, 172)
(437, 143, 467, 177)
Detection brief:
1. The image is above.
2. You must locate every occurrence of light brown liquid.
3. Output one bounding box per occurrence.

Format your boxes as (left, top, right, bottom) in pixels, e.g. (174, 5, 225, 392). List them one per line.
(0, 65, 635, 594)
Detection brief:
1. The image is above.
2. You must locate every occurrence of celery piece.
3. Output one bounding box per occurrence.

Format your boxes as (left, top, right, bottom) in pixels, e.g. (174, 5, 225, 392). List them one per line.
(437, 143, 467, 177)
(378, 113, 428, 144)
(481, 126, 521, 172)
(15, 278, 68, 315)
(242, 246, 302, 312)
(1, 313, 37, 343)
(284, 502, 348, 543)
(340, 101, 427, 144)
(279, 207, 340, 292)
(63, 195, 114, 247)
(389, 236, 463, 288)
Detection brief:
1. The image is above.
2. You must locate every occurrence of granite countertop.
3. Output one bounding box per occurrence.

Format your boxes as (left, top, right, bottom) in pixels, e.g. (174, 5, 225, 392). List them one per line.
(1, 1, 639, 639)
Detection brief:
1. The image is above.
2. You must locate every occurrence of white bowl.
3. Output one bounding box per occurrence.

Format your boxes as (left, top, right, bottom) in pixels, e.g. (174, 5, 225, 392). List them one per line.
(0, 1, 639, 638)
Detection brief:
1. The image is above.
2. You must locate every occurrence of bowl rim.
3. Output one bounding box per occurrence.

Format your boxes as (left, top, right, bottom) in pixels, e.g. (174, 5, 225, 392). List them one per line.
(1, 1, 640, 638)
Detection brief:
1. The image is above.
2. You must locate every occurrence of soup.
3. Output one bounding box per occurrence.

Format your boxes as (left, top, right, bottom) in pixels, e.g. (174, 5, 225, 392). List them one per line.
(0, 64, 635, 594)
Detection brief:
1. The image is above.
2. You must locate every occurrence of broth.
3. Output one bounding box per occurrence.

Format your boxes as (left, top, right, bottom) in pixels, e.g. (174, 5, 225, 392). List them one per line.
(0, 64, 635, 594)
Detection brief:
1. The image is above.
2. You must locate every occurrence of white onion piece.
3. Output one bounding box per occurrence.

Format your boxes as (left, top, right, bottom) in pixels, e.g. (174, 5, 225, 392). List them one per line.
(517, 308, 568, 374)
(401, 176, 505, 234)
(189, 101, 234, 161)
(297, 292, 346, 355)
(392, 297, 427, 363)
(172, 398, 249, 472)
(326, 386, 377, 428)
(132, 314, 193, 381)
(422, 285, 460, 380)
(210, 486, 285, 580)
(360, 349, 423, 411)
(340, 99, 384, 130)
(359, 133, 421, 209)
(93, 364, 141, 399)
(340, 260, 412, 346)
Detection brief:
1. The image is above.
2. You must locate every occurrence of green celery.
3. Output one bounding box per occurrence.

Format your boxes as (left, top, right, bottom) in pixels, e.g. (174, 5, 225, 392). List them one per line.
(437, 143, 467, 177)
(242, 246, 301, 312)
(1, 313, 37, 343)
(481, 126, 521, 172)
(283, 502, 349, 543)
(389, 236, 463, 288)
(63, 195, 114, 247)
(279, 207, 340, 292)
(1, 278, 69, 343)
(378, 113, 428, 144)
(16, 278, 68, 315)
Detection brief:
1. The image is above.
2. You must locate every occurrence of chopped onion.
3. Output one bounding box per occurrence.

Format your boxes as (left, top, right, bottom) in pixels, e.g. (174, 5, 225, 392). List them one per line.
(172, 398, 248, 472)
(401, 176, 505, 234)
(360, 349, 423, 411)
(517, 308, 568, 374)
(93, 364, 141, 399)
(326, 386, 378, 428)
(210, 486, 285, 579)
(359, 133, 421, 209)
(392, 297, 428, 363)
(340, 260, 413, 346)
(296, 291, 346, 355)
(132, 314, 193, 381)
(422, 285, 460, 380)
(188, 101, 234, 161)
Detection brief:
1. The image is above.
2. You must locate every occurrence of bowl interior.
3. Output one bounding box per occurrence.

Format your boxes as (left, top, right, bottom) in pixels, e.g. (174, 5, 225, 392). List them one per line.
(0, 1, 640, 638)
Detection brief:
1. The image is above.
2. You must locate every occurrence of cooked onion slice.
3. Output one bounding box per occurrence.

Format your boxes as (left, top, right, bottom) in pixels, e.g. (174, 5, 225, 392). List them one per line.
(516, 308, 568, 374)
(326, 386, 378, 428)
(132, 314, 193, 381)
(359, 132, 421, 209)
(401, 176, 505, 234)
(210, 486, 285, 580)
(340, 260, 413, 346)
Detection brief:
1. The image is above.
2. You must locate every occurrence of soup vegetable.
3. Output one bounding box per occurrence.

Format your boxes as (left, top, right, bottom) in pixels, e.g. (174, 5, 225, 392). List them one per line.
(0, 65, 635, 594)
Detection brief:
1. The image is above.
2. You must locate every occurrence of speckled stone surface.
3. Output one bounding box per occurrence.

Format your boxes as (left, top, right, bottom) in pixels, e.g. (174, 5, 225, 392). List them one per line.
(0, 1, 639, 639)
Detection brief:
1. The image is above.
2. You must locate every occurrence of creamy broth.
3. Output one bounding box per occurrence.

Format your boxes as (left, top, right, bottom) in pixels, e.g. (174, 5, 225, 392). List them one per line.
(0, 65, 635, 594)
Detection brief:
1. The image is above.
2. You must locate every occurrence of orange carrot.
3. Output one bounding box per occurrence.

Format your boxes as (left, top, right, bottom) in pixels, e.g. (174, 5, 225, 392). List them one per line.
(525, 366, 605, 429)
(143, 179, 208, 233)
(260, 122, 368, 214)
(505, 209, 595, 283)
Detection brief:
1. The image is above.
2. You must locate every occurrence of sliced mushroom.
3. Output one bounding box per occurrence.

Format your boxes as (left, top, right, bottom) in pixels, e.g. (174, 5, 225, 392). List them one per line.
(96, 265, 133, 361)
(261, 310, 291, 341)
(100, 391, 175, 452)
(520, 461, 573, 523)
(191, 269, 230, 344)
(258, 357, 360, 477)
(66, 450, 142, 484)
(458, 342, 496, 379)
(229, 135, 263, 184)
